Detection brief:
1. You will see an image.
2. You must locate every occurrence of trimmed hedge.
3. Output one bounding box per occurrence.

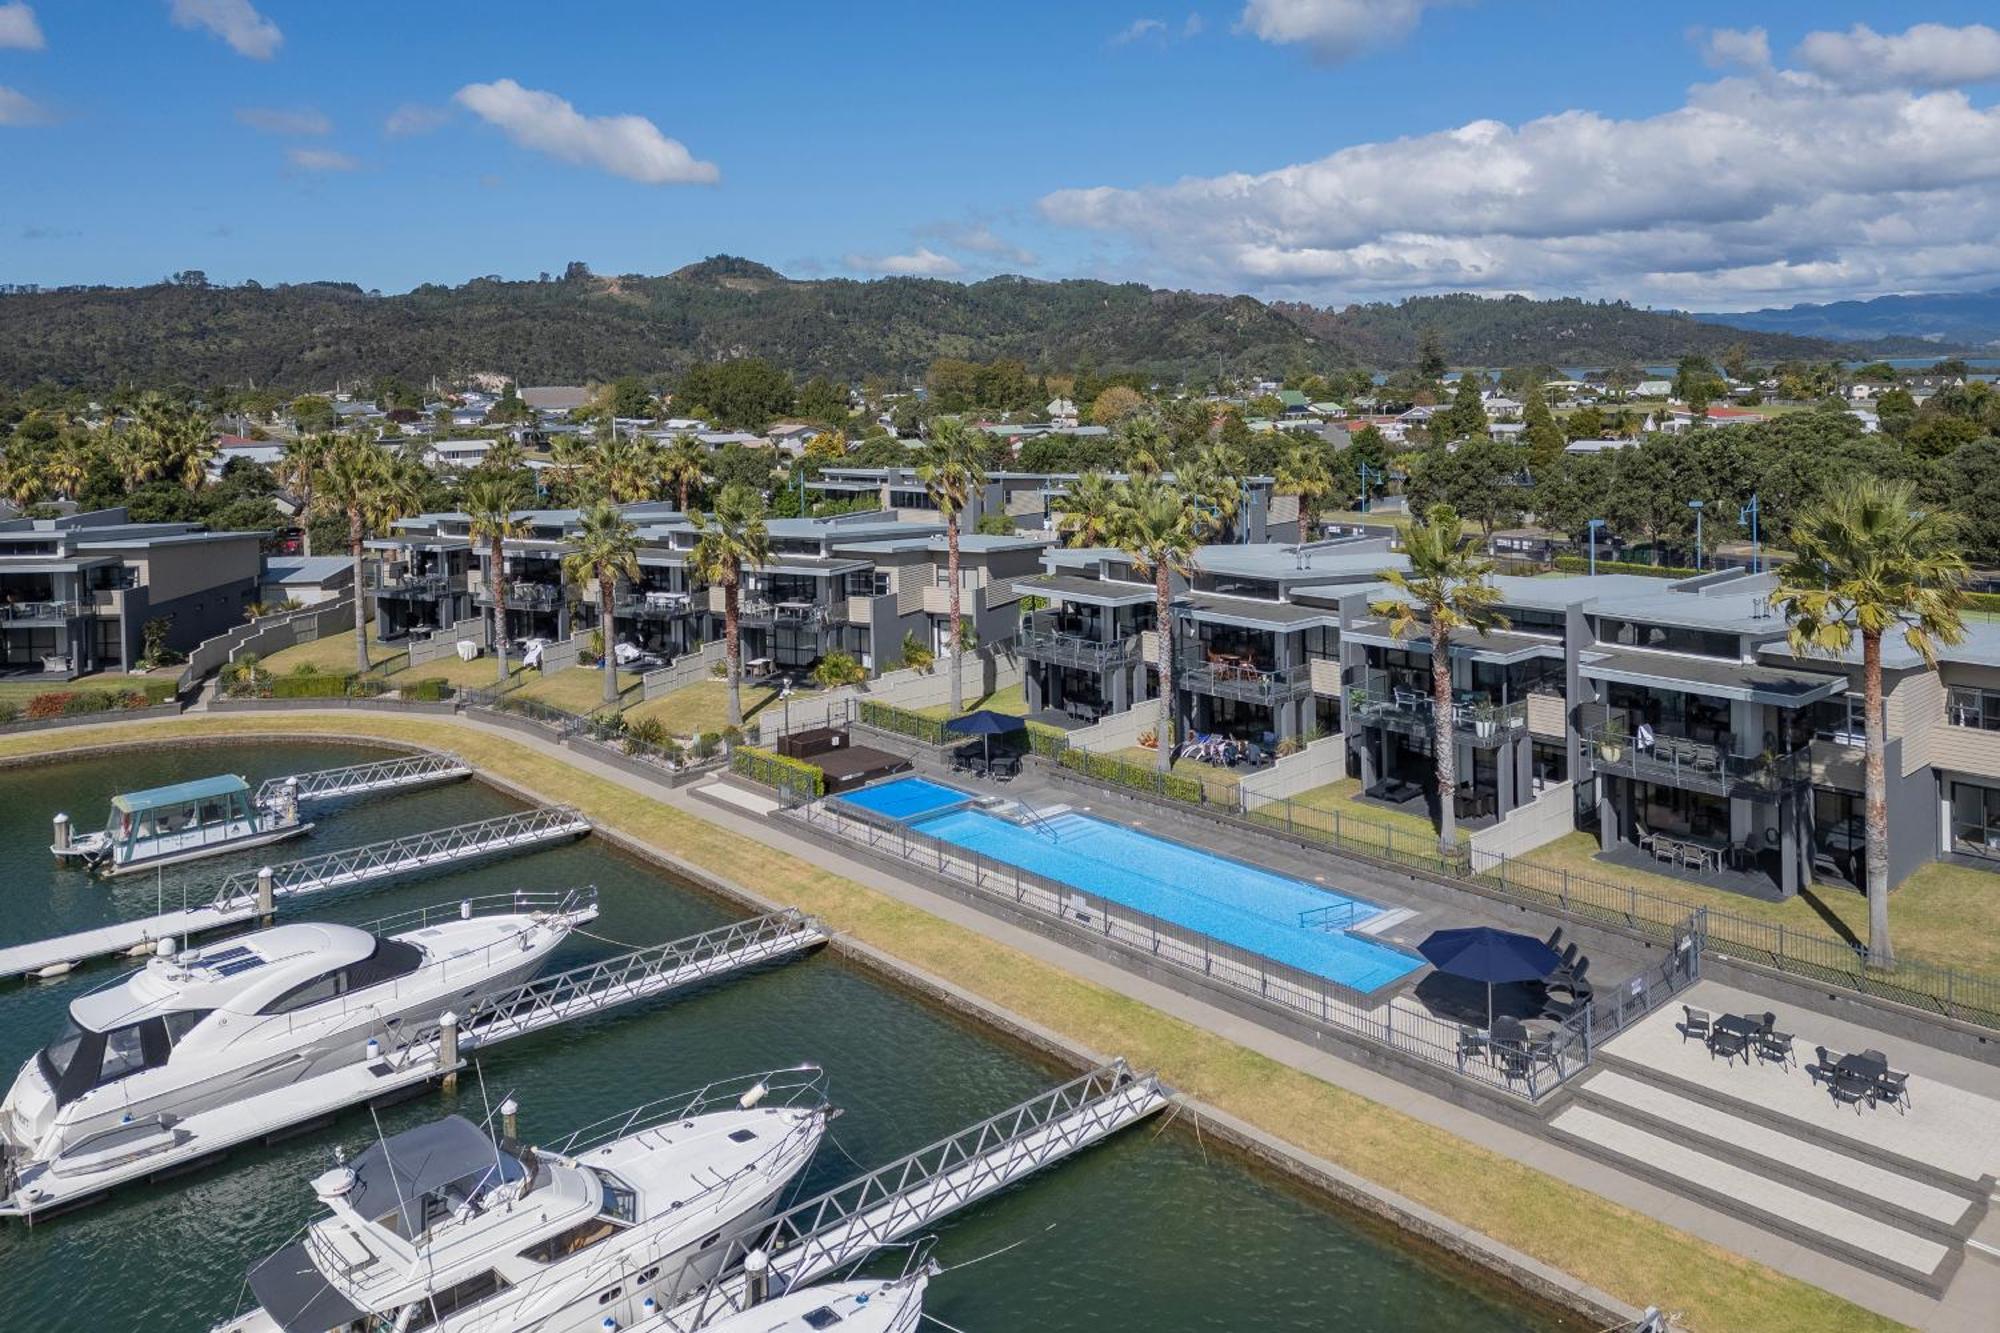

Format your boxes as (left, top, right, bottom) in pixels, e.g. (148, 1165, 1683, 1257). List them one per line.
(857, 698, 950, 746)
(400, 677, 453, 702)
(731, 746, 825, 800)
(1056, 746, 1205, 804)
(1552, 555, 1699, 579)
(263, 672, 388, 700)
(1967, 591, 2000, 615)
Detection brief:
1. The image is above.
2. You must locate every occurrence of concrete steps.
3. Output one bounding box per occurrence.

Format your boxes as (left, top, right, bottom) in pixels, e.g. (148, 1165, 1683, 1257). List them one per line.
(1353, 906, 1418, 936)
(1549, 1104, 1958, 1291)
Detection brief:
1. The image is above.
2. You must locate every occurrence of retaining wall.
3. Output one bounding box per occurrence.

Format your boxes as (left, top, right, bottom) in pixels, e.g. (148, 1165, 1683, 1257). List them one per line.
(1468, 781, 1576, 860)
(1239, 734, 1347, 805)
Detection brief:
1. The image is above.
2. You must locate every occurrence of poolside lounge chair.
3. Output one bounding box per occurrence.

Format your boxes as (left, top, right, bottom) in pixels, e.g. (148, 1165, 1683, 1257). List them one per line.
(1547, 955, 1590, 997)
(1680, 1006, 1711, 1045)
(1543, 926, 1565, 954)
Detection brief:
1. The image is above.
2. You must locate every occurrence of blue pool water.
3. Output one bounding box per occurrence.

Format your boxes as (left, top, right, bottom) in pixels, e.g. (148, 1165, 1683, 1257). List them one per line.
(913, 806, 1422, 994)
(835, 776, 975, 821)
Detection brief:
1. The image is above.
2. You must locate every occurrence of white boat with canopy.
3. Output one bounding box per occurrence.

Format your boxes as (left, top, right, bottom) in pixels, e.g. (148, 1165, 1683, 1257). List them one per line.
(51, 773, 310, 875)
(0, 891, 595, 1208)
(212, 1066, 833, 1333)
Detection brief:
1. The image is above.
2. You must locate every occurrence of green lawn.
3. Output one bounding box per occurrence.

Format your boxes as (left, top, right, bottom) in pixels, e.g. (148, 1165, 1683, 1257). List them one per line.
(384, 653, 529, 692)
(256, 623, 413, 678)
(0, 672, 171, 702)
(622, 678, 796, 737)
(511, 665, 643, 714)
(909, 682, 1029, 721)
(1512, 832, 2000, 977)
(1110, 747, 1247, 804)
(1257, 777, 1469, 856)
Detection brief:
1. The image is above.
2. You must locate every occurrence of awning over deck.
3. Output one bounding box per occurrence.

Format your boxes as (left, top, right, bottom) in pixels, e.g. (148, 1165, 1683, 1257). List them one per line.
(111, 773, 251, 813)
(1579, 648, 1845, 707)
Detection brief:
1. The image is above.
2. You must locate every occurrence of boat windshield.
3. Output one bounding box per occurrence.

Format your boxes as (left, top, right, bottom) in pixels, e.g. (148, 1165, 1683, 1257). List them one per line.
(39, 1016, 88, 1083)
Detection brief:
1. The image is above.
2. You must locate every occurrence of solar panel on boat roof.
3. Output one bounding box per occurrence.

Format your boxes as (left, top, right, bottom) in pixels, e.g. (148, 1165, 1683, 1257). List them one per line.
(213, 957, 267, 977)
(202, 946, 253, 963)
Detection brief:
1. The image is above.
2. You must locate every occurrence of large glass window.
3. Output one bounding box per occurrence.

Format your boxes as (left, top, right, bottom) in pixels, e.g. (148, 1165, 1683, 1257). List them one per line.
(1597, 618, 1740, 659)
(1302, 626, 1338, 661)
(1951, 782, 2000, 857)
(97, 1024, 148, 1083)
(1812, 691, 1868, 743)
(1946, 686, 2000, 731)
(41, 1017, 87, 1082)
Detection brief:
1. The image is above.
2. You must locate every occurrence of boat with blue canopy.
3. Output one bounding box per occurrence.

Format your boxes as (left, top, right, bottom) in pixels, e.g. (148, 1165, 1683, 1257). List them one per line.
(50, 774, 311, 875)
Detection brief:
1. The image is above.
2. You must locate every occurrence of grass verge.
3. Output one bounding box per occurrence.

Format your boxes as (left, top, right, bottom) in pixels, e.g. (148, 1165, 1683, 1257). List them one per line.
(0, 712, 1908, 1333)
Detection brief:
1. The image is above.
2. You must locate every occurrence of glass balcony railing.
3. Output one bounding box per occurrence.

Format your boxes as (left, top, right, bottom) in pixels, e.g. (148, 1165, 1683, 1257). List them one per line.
(1583, 721, 1808, 795)
(1347, 672, 1527, 746)
(1020, 613, 1141, 670)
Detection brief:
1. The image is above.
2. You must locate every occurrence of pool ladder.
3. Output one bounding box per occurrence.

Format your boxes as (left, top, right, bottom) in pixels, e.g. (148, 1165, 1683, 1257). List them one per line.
(1012, 800, 1066, 840)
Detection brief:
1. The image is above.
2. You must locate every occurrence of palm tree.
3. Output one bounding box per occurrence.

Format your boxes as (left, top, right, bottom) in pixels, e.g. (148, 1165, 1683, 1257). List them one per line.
(917, 416, 989, 716)
(134, 397, 217, 492)
(562, 502, 643, 707)
(1775, 478, 1966, 967)
(277, 434, 333, 557)
(479, 437, 528, 478)
(44, 433, 91, 502)
(690, 483, 771, 728)
(1184, 440, 1248, 541)
(316, 438, 423, 675)
(1369, 504, 1507, 854)
(1051, 471, 1120, 548)
(588, 429, 655, 504)
(659, 432, 708, 512)
(1109, 475, 1203, 773)
(546, 436, 592, 504)
(463, 472, 532, 685)
(1275, 443, 1335, 537)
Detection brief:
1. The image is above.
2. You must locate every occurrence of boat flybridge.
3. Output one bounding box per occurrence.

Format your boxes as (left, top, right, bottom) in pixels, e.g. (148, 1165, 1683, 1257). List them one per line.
(214, 1067, 835, 1333)
(0, 892, 596, 1202)
(51, 773, 311, 875)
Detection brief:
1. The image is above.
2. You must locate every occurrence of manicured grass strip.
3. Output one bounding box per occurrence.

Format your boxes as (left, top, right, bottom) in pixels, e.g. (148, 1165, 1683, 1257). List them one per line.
(0, 714, 1906, 1333)
(0, 673, 170, 703)
(908, 682, 1030, 721)
(509, 665, 643, 713)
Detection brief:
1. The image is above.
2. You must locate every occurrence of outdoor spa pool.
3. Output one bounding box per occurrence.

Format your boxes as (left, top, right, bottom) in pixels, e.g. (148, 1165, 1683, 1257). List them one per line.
(843, 778, 1423, 995)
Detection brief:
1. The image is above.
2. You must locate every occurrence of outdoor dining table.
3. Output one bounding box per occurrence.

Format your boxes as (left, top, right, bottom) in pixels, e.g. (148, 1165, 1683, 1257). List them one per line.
(1711, 1012, 1761, 1062)
(1837, 1049, 1890, 1081)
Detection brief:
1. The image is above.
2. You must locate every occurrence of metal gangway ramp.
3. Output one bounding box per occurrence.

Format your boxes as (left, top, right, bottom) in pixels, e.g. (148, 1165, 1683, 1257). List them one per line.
(257, 752, 472, 805)
(210, 805, 590, 906)
(0, 807, 590, 982)
(451, 908, 831, 1052)
(651, 1061, 1169, 1330)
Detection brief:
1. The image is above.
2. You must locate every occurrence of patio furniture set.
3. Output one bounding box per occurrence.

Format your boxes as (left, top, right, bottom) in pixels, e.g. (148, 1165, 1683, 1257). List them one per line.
(1638, 828, 1751, 874)
(1446, 927, 1594, 1083)
(1680, 1005, 1912, 1113)
(950, 744, 1021, 780)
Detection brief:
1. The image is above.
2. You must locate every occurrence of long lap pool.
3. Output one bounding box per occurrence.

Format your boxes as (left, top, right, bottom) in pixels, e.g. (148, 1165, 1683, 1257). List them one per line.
(842, 777, 1424, 994)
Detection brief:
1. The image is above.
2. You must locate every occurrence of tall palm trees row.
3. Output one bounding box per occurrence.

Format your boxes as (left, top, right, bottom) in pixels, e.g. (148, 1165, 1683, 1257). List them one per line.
(2, 395, 221, 507)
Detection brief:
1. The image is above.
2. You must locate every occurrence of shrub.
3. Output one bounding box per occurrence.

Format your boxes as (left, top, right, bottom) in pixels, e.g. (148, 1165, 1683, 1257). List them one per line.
(1275, 736, 1304, 758)
(720, 724, 743, 748)
(858, 699, 949, 746)
(291, 660, 322, 675)
(1057, 747, 1203, 804)
(401, 677, 453, 702)
(710, 659, 729, 678)
(692, 731, 721, 760)
(24, 692, 72, 720)
(139, 616, 183, 668)
(624, 715, 668, 748)
(0, 700, 18, 723)
(899, 631, 935, 674)
(59, 691, 114, 717)
(1551, 554, 1698, 579)
(811, 651, 865, 689)
(1136, 728, 1158, 749)
(730, 746, 825, 800)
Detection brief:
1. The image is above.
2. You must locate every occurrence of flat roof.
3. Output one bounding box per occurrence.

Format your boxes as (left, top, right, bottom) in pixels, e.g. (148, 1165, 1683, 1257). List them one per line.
(1018, 573, 1155, 607)
(1345, 620, 1564, 664)
(112, 773, 250, 812)
(1579, 647, 1846, 706)
(1180, 592, 1340, 630)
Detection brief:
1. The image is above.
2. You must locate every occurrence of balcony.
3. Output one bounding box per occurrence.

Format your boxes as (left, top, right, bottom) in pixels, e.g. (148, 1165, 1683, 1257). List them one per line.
(614, 590, 697, 620)
(474, 581, 564, 611)
(1583, 721, 1808, 796)
(1347, 675, 1527, 748)
(1178, 655, 1313, 706)
(371, 571, 464, 601)
(1020, 622, 1141, 671)
(737, 598, 843, 630)
(0, 599, 85, 625)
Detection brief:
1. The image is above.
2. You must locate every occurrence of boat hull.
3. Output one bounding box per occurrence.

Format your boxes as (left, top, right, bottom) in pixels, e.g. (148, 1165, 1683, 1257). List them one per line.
(89, 821, 314, 876)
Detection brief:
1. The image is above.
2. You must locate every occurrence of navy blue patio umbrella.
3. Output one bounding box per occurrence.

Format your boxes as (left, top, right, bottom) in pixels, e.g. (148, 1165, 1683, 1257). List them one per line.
(1417, 926, 1562, 1030)
(944, 709, 1027, 766)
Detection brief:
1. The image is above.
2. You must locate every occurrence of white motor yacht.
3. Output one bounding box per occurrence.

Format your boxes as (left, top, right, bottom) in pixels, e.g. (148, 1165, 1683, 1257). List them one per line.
(214, 1067, 833, 1333)
(687, 1266, 932, 1333)
(0, 891, 595, 1186)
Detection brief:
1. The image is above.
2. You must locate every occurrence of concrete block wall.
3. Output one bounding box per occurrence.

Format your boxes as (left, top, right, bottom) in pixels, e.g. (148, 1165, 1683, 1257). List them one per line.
(1238, 735, 1347, 808)
(409, 616, 490, 665)
(1467, 781, 1575, 860)
(1067, 704, 1159, 753)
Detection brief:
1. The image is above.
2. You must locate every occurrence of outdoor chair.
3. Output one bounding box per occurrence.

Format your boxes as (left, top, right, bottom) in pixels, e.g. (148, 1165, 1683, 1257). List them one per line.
(1707, 1025, 1747, 1064)
(1681, 1006, 1711, 1045)
(1877, 1070, 1911, 1112)
(1810, 1045, 1838, 1087)
(1454, 1026, 1488, 1071)
(1829, 1067, 1876, 1112)
(1755, 1026, 1795, 1067)
(1543, 926, 1565, 954)
(1549, 956, 1590, 996)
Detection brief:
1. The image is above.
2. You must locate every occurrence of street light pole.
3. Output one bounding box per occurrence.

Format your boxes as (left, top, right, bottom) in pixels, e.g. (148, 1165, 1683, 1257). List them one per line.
(1358, 462, 1377, 515)
(1688, 500, 1704, 570)
(1738, 493, 1761, 573)
(1587, 518, 1606, 577)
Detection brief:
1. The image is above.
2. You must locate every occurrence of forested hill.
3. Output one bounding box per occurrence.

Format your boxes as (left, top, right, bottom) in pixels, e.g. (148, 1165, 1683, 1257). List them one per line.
(0, 258, 1942, 391)
(1271, 293, 1947, 366)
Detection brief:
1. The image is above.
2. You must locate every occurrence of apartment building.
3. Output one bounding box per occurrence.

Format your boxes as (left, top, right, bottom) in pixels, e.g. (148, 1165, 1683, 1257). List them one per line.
(1016, 543, 2000, 902)
(807, 467, 1304, 544)
(0, 508, 263, 677)
(368, 505, 1046, 678)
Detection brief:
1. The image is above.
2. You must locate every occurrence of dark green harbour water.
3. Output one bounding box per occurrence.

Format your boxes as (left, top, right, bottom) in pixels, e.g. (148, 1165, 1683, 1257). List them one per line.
(0, 741, 1571, 1332)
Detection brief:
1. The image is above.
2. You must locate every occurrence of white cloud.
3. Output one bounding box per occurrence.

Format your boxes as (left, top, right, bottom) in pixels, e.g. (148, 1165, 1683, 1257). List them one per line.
(0, 83, 49, 125)
(1796, 23, 2000, 91)
(920, 221, 1039, 267)
(235, 106, 329, 136)
(286, 146, 357, 172)
(384, 103, 450, 137)
(1696, 26, 1769, 71)
(0, 3, 44, 51)
(452, 79, 718, 185)
(1039, 26, 2000, 307)
(1238, 0, 1449, 64)
(844, 248, 965, 278)
(1183, 11, 1205, 38)
(169, 0, 281, 60)
(1112, 18, 1165, 46)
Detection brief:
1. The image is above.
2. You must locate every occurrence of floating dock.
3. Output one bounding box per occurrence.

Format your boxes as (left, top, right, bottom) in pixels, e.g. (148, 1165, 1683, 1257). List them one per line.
(0, 907, 830, 1220)
(651, 1060, 1169, 1330)
(0, 806, 591, 982)
(256, 753, 471, 805)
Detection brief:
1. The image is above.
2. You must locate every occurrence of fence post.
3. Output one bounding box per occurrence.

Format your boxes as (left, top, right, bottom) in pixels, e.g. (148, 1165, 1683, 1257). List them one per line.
(1560, 868, 1571, 912)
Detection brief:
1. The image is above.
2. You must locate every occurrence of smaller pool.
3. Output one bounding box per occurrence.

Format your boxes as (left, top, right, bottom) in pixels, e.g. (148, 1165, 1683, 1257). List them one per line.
(835, 776, 975, 822)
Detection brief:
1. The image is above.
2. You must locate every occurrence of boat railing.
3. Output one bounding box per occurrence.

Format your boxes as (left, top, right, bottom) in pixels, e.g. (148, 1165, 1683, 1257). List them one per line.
(544, 1064, 829, 1159)
(357, 887, 598, 937)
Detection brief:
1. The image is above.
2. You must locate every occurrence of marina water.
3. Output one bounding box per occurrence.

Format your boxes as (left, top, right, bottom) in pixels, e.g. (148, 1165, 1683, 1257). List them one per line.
(0, 741, 1567, 1331)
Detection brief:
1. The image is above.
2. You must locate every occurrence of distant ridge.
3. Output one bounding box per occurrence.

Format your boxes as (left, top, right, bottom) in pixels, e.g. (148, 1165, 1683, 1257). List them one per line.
(0, 258, 1957, 390)
(1693, 288, 2000, 349)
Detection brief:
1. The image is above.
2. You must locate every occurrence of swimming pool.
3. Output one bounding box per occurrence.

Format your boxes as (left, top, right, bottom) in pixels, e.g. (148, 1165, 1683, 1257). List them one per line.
(834, 776, 976, 822)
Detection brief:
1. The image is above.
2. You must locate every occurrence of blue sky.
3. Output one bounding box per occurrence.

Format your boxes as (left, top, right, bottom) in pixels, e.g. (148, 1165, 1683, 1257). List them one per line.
(5, 2, 2000, 308)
